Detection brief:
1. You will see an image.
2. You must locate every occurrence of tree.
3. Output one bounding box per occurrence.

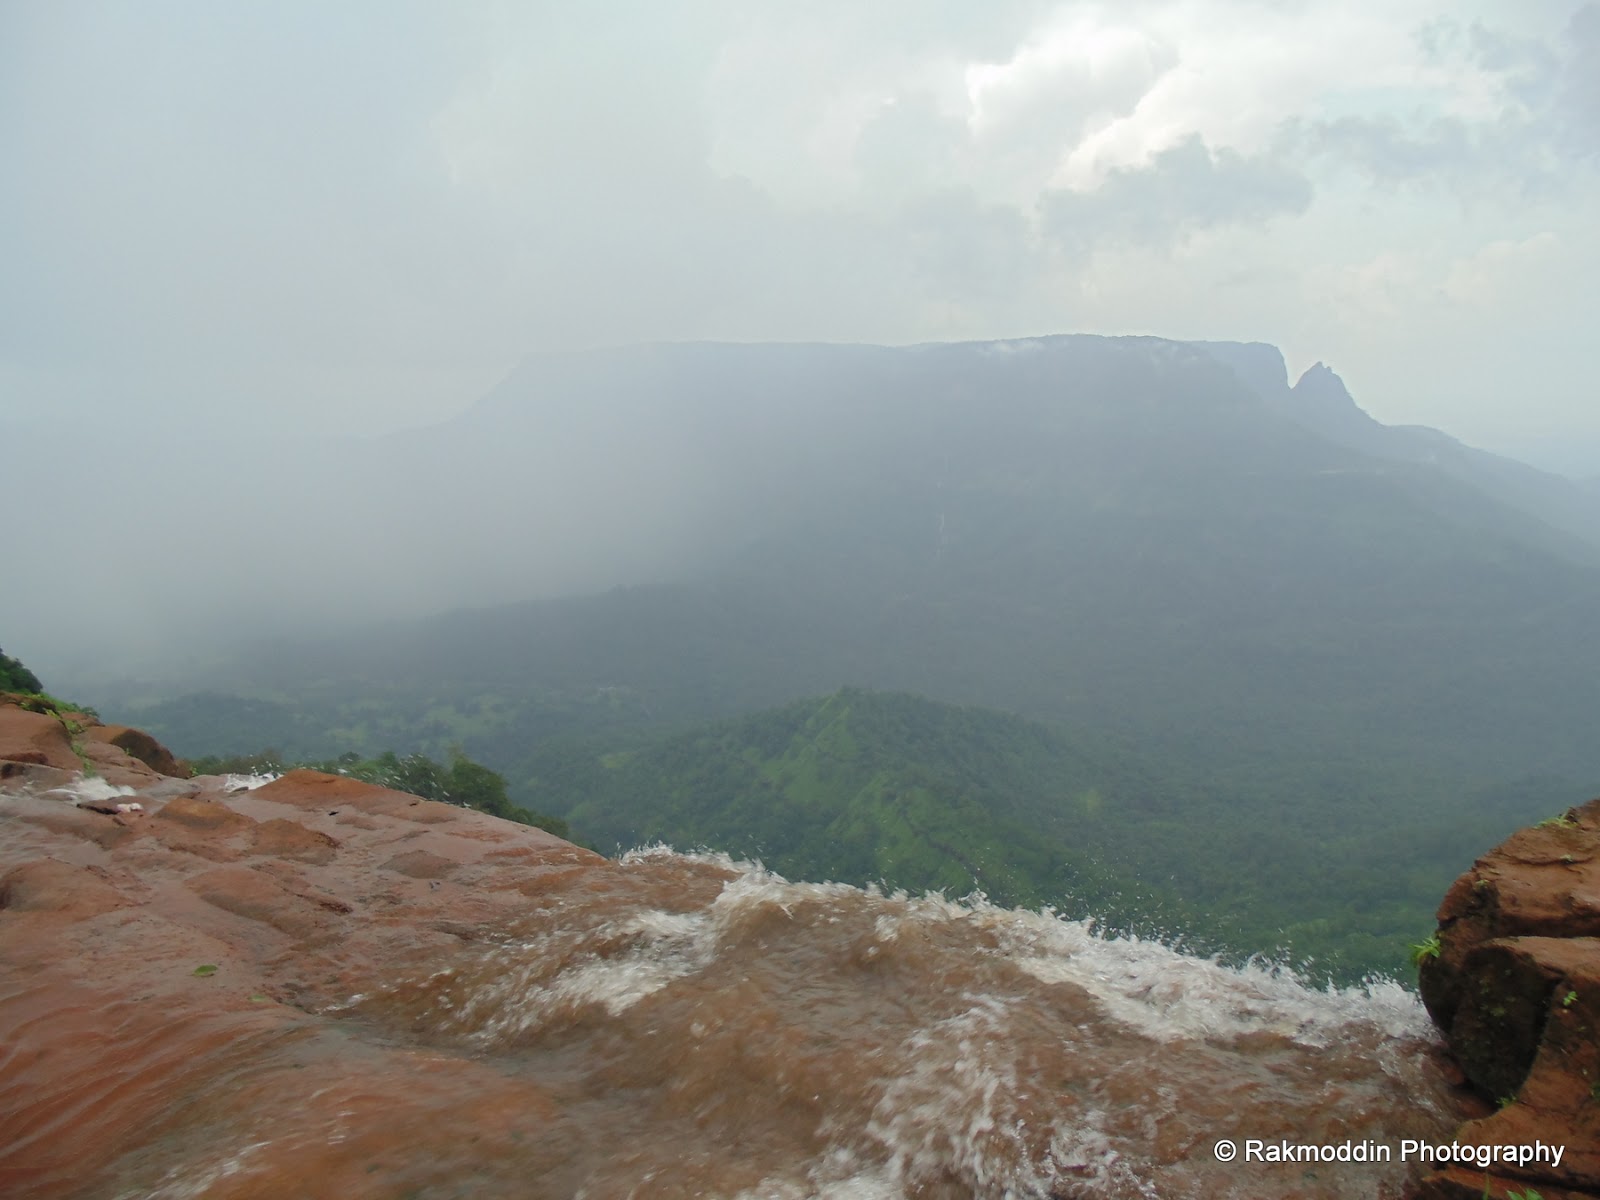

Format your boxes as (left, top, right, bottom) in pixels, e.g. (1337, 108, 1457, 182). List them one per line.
(0, 647, 43, 694)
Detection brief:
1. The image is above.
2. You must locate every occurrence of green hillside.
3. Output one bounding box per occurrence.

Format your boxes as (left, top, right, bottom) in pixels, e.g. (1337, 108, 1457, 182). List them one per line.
(545, 689, 1173, 916)
(519, 688, 1580, 982)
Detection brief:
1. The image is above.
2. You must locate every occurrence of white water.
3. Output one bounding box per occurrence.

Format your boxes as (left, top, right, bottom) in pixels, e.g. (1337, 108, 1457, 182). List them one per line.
(332, 847, 1461, 1199)
(45, 774, 137, 803)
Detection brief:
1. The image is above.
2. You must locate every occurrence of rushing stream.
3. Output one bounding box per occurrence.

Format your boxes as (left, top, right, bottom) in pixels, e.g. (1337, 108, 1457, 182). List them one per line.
(112, 844, 1466, 1200)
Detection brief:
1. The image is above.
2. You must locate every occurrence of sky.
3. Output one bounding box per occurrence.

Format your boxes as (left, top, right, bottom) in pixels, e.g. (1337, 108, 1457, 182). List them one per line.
(3, 0, 1598, 466)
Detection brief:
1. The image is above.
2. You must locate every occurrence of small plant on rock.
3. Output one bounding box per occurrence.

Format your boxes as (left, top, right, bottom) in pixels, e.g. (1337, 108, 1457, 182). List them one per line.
(1410, 934, 1442, 967)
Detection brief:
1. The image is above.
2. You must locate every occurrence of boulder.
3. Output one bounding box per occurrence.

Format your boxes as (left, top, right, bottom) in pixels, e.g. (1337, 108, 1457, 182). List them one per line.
(0, 703, 80, 772)
(84, 724, 189, 777)
(1415, 797, 1600, 1199)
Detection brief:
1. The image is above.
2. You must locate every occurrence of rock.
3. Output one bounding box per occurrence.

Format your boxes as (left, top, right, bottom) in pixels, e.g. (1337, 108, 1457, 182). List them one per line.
(75, 795, 133, 815)
(0, 761, 76, 790)
(381, 848, 460, 879)
(1414, 797, 1600, 1199)
(156, 791, 257, 833)
(249, 817, 338, 864)
(0, 758, 606, 1198)
(0, 703, 80, 772)
(83, 724, 189, 777)
(0, 697, 188, 790)
(0, 859, 130, 921)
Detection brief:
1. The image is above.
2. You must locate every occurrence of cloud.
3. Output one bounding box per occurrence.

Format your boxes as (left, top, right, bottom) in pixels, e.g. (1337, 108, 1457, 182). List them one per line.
(1042, 135, 1312, 254)
(1287, 6, 1600, 195)
(1440, 231, 1561, 305)
(1, 0, 1598, 452)
(1561, 4, 1600, 154)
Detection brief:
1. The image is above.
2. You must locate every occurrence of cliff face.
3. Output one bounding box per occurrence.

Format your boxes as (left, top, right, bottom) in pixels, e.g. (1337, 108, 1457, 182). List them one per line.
(1415, 797, 1600, 1199)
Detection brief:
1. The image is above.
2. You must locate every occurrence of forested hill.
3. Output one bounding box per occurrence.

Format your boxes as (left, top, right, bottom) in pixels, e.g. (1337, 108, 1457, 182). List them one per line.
(514, 687, 1574, 981)
(536, 688, 1160, 918)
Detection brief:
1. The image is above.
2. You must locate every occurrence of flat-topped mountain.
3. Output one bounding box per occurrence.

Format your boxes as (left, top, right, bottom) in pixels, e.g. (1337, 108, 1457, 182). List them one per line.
(142, 333, 1598, 774)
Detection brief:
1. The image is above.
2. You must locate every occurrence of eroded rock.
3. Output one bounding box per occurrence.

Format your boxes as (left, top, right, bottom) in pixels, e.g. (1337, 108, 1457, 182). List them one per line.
(0, 754, 605, 1198)
(1416, 797, 1600, 1199)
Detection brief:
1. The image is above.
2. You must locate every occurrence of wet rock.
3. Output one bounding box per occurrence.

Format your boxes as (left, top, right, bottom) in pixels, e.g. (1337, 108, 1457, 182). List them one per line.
(1415, 797, 1600, 1199)
(74, 795, 139, 815)
(0, 703, 80, 772)
(382, 848, 460, 879)
(0, 748, 607, 1198)
(0, 761, 76, 789)
(0, 859, 129, 920)
(155, 791, 258, 833)
(2, 722, 1486, 1200)
(249, 817, 339, 864)
(83, 724, 189, 777)
(78, 738, 163, 787)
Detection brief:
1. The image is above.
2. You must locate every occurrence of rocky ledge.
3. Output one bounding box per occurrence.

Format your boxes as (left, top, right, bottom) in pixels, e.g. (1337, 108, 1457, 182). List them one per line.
(0, 696, 602, 1198)
(1414, 797, 1600, 1200)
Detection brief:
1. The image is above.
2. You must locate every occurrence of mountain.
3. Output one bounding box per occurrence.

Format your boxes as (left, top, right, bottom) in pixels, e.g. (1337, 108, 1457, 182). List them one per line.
(1194, 340, 1600, 557)
(160, 333, 1599, 777)
(95, 334, 1600, 974)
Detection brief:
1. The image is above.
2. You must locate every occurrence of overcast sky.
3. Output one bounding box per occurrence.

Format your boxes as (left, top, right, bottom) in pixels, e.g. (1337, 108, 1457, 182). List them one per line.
(4, 0, 1597, 464)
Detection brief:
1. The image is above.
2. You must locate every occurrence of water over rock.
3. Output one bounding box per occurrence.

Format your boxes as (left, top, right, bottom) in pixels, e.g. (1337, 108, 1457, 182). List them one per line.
(0, 703, 1514, 1198)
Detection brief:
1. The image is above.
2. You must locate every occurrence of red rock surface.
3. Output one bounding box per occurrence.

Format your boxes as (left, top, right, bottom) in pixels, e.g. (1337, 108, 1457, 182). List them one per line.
(0, 755, 603, 1198)
(0, 694, 183, 787)
(0, 700, 82, 772)
(84, 722, 190, 778)
(0, 699, 1517, 1199)
(1414, 797, 1600, 1199)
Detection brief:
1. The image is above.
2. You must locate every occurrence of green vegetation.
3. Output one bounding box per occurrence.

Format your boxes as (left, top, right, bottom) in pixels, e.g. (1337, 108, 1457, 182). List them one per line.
(1, 652, 100, 773)
(0, 647, 42, 694)
(534, 688, 1196, 938)
(188, 747, 569, 838)
(1410, 935, 1442, 967)
(191, 964, 218, 978)
(124, 674, 1583, 983)
(501, 687, 1553, 982)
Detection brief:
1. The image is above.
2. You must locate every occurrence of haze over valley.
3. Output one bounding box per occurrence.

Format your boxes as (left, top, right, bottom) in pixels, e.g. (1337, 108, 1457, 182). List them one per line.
(9, 334, 1594, 978)
(6, 0, 1600, 986)
(11, 7, 1600, 1195)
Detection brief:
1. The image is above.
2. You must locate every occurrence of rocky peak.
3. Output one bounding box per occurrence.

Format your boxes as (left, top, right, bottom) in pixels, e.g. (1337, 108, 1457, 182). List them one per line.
(1289, 360, 1382, 437)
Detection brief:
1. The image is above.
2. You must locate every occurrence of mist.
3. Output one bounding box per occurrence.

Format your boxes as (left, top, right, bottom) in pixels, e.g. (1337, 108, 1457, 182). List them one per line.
(5, 1, 1600, 688)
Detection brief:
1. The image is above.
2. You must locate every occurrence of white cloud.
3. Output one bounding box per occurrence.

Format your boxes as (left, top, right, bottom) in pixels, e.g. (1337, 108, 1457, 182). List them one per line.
(1440, 231, 1561, 305)
(1, 0, 1598, 446)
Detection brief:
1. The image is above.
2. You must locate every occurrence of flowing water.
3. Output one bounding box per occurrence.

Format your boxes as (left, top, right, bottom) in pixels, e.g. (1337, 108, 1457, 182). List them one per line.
(110, 847, 1462, 1200)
